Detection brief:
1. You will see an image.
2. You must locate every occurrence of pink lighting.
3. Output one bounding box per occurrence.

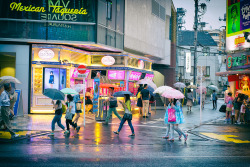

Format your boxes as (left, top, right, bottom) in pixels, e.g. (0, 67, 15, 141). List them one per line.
(71, 68, 90, 78)
(129, 71, 142, 81)
(145, 74, 154, 80)
(108, 70, 125, 80)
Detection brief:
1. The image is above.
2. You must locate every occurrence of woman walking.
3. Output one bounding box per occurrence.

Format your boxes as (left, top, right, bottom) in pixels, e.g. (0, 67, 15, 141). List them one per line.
(163, 99, 187, 142)
(113, 94, 135, 137)
(225, 92, 234, 123)
(186, 89, 193, 112)
(72, 93, 82, 125)
(137, 84, 143, 115)
(65, 94, 80, 134)
(50, 100, 65, 136)
(234, 93, 244, 124)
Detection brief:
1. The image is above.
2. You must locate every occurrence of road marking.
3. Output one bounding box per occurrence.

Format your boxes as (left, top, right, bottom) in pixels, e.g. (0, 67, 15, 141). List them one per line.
(201, 133, 250, 143)
(163, 156, 250, 158)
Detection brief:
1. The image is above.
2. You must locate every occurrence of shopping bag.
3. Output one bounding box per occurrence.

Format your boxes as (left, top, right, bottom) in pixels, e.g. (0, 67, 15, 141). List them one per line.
(168, 108, 176, 122)
(65, 109, 73, 120)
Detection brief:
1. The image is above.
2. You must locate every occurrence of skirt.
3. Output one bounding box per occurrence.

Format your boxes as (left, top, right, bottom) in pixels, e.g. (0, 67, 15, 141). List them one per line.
(137, 98, 142, 107)
(186, 99, 193, 107)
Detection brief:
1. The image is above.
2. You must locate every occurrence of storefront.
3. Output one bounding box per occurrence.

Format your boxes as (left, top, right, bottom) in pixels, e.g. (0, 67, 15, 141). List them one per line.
(30, 44, 154, 114)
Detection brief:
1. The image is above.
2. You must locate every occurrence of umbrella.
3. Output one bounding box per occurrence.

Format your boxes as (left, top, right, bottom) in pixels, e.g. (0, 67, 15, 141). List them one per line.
(174, 82, 186, 88)
(208, 85, 219, 92)
(113, 91, 133, 97)
(137, 79, 157, 90)
(153, 86, 173, 94)
(161, 88, 185, 99)
(72, 84, 85, 92)
(0, 76, 21, 84)
(147, 86, 155, 96)
(60, 88, 78, 95)
(99, 84, 119, 89)
(196, 86, 207, 93)
(187, 85, 197, 89)
(43, 88, 65, 100)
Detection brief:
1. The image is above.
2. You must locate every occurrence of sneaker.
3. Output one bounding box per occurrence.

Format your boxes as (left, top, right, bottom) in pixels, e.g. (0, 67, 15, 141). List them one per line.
(76, 126, 80, 133)
(162, 136, 169, 139)
(64, 130, 70, 134)
(48, 133, 54, 136)
(184, 134, 188, 142)
(167, 138, 174, 142)
(113, 131, 119, 135)
(129, 133, 135, 137)
(179, 135, 182, 140)
(12, 134, 19, 138)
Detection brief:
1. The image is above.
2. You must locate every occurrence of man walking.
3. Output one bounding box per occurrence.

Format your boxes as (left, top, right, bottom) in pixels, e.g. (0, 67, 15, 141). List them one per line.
(103, 87, 122, 125)
(0, 83, 19, 138)
(212, 90, 217, 110)
(141, 84, 150, 118)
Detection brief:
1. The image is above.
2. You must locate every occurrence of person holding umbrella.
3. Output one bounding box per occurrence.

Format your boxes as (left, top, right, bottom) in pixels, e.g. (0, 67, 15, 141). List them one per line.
(141, 84, 150, 118)
(50, 99, 65, 136)
(0, 83, 19, 138)
(212, 90, 218, 110)
(113, 94, 135, 137)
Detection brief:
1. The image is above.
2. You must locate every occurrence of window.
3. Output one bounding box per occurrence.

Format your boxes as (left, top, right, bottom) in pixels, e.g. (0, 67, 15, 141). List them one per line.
(179, 66, 184, 76)
(152, 0, 165, 21)
(202, 47, 210, 56)
(190, 66, 194, 76)
(107, 0, 112, 20)
(203, 66, 210, 76)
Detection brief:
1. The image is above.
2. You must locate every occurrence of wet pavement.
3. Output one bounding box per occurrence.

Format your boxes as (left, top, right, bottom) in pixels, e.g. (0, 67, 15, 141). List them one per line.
(1, 100, 250, 166)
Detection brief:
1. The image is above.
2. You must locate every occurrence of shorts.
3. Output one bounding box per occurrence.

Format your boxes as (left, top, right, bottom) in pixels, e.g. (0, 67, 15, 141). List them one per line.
(226, 107, 232, 112)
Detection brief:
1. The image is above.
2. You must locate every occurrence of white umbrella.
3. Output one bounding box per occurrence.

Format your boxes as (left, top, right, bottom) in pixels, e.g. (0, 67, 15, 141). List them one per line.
(0, 76, 21, 84)
(161, 88, 185, 99)
(174, 82, 186, 88)
(137, 79, 157, 90)
(208, 85, 219, 92)
(153, 86, 173, 94)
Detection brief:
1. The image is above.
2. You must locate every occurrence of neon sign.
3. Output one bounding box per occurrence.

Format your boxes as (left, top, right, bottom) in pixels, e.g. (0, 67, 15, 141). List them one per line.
(145, 74, 154, 80)
(38, 49, 55, 60)
(101, 56, 115, 66)
(129, 71, 142, 81)
(108, 71, 125, 80)
(226, 51, 250, 70)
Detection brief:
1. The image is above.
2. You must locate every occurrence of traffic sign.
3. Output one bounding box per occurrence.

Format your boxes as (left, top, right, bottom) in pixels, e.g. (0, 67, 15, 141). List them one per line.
(77, 65, 86, 74)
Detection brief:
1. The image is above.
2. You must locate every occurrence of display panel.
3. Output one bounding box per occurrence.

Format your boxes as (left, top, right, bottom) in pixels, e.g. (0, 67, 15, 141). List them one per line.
(145, 74, 154, 80)
(129, 71, 142, 81)
(59, 69, 67, 90)
(108, 70, 125, 80)
(43, 68, 60, 90)
(91, 70, 107, 79)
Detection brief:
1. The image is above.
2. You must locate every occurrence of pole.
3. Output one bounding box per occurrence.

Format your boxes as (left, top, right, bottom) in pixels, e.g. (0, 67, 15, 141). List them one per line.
(193, 0, 198, 86)
(199, 67, 202, 125)
(83, 77, 86, 127)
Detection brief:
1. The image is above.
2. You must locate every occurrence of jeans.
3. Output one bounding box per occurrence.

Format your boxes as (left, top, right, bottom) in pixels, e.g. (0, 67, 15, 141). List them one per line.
(0, 106, 15, 135)
(66, 114, 77, 130)
(105, 107, 122, 123)
(142, 100, 149, 116)
(165, 124, 186, 139)
(213, 100, 217, 109)
(118, 118, 134, 134)
(51, 114, 65, 131)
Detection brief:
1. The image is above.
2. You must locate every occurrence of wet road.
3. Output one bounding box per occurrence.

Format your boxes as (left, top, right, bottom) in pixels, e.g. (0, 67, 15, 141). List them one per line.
(1, 101, 250, 166)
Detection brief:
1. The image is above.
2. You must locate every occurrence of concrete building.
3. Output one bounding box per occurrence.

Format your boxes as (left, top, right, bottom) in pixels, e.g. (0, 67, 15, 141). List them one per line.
(177, 31, 220, 87)
(124, 0, 177, 87)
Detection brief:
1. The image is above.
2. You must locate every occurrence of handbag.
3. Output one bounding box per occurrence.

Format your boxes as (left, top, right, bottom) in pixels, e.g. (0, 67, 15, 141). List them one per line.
(76, 103, 82, 111)
(168, 108, 176, 122)
(109, 100, 118, 108)
(123, 113, 132, 120)
(65, 109, 73, 120)
(219, 104, 226, 113)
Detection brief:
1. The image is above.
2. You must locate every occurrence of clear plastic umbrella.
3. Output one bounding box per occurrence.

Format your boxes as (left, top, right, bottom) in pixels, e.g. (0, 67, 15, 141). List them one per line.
(174, 82, 186, 88)
(0, 76, 21, 84)
(137, 79, 157, 90)
(161, 88, 185, 99)
(208, 85, 219, 92)
(153, 86, 173, 95)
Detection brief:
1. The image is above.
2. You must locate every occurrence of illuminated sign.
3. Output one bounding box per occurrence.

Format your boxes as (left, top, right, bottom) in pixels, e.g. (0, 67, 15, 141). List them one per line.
(101, 56, 115, 66)
(226, 33, 250, 51)
(226, 51, 250, 70)
(71, 68, 90, 78)
(108, 71, 125, 80)
(138, 60, 144, 69)
(38, 49, 55, 60)
(129, 71, 142, 81)
(186, 52, 191, 73)
(145, 74, 154, 80)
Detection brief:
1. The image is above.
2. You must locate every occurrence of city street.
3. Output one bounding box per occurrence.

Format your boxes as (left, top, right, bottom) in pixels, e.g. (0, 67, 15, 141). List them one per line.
(1, 100, 250, 166)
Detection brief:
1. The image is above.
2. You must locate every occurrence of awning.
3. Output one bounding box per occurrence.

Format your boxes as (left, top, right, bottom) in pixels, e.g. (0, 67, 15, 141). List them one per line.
(216, 70, 250, 76)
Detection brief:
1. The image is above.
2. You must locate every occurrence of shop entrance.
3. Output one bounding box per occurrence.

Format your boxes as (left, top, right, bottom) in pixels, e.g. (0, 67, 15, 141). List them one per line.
(0, 52, 16, 77)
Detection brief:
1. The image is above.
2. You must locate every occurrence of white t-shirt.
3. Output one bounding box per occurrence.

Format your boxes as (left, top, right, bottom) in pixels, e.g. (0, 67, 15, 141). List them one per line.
(69, 101, 75, 114)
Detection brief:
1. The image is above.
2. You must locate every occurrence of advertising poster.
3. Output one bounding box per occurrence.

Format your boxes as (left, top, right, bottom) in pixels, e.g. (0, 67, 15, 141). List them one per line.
(227, 0, 241, 35)
(93, 78, 100, 113)
(44, 68, 59, 90)
(59, 69, 67, 90)
(13, 89, 21, 115)
(240, 0, 250, 31)
(108, 70, 125, 80)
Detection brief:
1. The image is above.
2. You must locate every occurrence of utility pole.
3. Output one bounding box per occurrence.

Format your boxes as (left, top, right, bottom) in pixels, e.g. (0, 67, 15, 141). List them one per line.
(193, 0, 198, 85)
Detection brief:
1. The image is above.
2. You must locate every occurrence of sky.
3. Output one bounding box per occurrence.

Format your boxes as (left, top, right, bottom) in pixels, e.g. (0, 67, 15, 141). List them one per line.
(173, 0, 226, 30)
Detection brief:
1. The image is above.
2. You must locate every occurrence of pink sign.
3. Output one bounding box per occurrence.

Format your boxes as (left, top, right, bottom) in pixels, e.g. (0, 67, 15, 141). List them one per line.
(71, 68, 90, 78)
(145, 74, 154, 80)
(129, 71, 142, 81)
(108, 70, 125, 80)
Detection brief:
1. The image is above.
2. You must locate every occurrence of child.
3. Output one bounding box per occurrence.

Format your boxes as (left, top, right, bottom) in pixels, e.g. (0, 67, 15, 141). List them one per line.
(225, 92, 234, 123)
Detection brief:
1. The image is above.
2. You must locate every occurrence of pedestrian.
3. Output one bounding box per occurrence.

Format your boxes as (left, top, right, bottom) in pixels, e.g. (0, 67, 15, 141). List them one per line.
(224, 86, 231, 103)
(225, 92, 234, 123)
(149, 95, 155, 115)
(240, 100, 246, 124)
(233, 93, 244, 124)
(49, 100, 65, 136)
(212, 90, 218, 110)
(9, 85, 17, 120)
(186, 89, 193, 112)
(163, 99, 188, 142)
(64, 94, 80, 134)
(103, 87, 122, 125)
(85, 92, 93, 114)
(141, 84, 150, 118)
(72, 92, 82, 125)
(0, 83, 19, 138)
(136, 84, 143, 115)
(202, 92, 206, 109)
(113, 94, 135, 137)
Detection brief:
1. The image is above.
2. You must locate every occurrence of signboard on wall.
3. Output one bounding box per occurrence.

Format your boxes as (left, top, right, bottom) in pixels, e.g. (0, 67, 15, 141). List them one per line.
(129, 71, 142, 81)
(226, 51, 250, 70)
(145, 74, 154, 80)
(226, 0, 250, 51)
(108, 70, 125, 80)
(186, 52, 191, 73)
